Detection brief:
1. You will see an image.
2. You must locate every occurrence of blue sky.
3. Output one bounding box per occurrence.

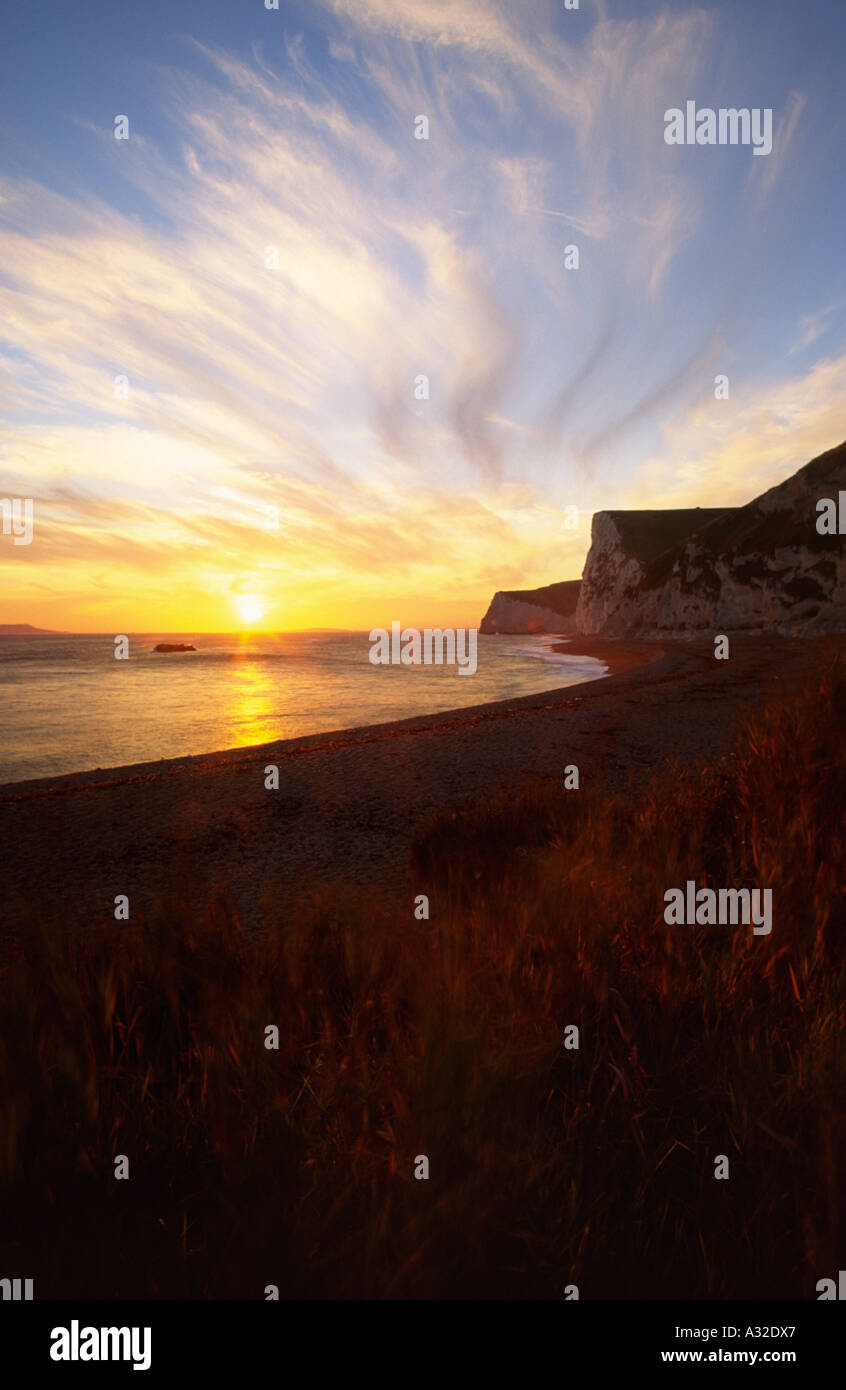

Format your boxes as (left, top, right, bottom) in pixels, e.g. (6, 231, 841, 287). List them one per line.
(1, 0, 845, 630)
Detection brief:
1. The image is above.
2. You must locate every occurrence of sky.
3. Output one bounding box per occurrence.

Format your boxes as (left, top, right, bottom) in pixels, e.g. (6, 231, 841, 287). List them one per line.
(1, 0, 845, 632)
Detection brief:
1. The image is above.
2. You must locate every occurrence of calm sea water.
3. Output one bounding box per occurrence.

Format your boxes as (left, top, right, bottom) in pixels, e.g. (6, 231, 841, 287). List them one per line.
(0, 631, 604, 785)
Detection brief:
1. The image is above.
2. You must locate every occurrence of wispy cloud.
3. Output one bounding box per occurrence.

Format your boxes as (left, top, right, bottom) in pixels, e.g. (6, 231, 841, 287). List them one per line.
(0, 0, 836, 628)
(790, 291, 846, 354)
(632, 353, 846, 509)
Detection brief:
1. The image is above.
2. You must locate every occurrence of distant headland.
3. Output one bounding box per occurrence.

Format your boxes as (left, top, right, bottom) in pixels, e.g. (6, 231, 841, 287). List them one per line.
(0, 623, 65, 635)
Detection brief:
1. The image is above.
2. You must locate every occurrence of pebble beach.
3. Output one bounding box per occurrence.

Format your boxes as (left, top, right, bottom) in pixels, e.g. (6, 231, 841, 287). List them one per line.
(1, 634, 838, 937)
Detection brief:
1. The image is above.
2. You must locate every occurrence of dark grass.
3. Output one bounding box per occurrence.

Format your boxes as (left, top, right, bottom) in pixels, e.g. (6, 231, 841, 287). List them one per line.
(0, 665, 843, 1299)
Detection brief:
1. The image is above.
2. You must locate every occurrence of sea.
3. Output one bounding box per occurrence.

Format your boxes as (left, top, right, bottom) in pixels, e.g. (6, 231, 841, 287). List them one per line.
(0, 631, 605, 785)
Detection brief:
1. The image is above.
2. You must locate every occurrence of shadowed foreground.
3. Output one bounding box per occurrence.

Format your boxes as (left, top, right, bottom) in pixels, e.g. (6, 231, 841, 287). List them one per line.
(0, 665, 843, 1298)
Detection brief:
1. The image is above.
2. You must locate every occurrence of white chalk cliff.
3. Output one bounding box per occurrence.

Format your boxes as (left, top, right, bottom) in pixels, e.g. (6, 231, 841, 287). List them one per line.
(575, 440, 846, 635)
(480, 580, 581, 635)
(480, 441, 846, 640)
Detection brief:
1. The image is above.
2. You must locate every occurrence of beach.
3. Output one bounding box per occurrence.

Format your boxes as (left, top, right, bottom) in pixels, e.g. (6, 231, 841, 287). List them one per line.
(1, 632, 837, 937)
(4, 630, 842, 1304)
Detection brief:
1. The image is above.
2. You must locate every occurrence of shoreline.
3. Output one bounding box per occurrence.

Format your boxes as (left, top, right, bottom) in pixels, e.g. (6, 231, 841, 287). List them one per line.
(1, 633, 837, 935)
(550, 634, 666, 674)
(0, 636, 663, 798)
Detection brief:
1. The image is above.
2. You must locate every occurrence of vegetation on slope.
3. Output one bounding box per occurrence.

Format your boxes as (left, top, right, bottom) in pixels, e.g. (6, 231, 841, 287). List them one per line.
(0, 666, 842, 1298)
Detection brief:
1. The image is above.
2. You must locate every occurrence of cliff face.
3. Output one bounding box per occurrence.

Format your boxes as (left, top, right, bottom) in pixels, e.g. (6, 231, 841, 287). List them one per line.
(480, 579, 581, 634)
(576, 509, 731, 634)
(576, 441, 846, 636)
(481, 441, 846, 640)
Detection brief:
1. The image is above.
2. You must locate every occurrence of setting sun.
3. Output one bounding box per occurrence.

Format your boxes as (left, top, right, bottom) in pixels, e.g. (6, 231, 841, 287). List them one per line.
(1, 0, 844, 1323)
(238, 596, 265, 626)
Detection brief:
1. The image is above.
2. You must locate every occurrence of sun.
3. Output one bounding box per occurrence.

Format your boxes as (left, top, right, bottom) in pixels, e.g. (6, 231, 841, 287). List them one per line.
(238, 596, 265, 626)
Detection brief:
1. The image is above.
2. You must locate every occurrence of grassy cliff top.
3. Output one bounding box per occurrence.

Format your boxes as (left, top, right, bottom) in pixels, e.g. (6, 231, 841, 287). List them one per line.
(497, 578, 582, 615)
(602, 508, 734, 565)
